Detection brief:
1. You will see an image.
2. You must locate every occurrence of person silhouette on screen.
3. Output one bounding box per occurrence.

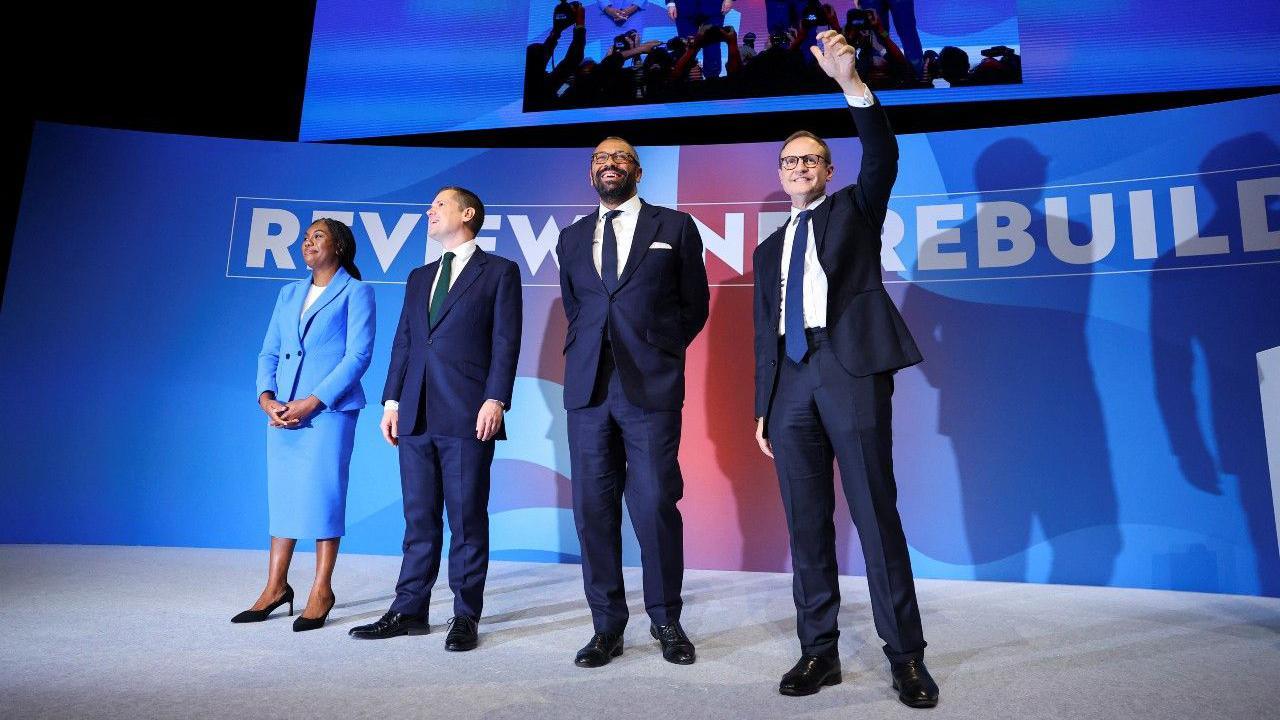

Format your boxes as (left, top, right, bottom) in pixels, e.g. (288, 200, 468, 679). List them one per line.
(1151, 134, 1280, 596)
(901, 138, 1121, 590)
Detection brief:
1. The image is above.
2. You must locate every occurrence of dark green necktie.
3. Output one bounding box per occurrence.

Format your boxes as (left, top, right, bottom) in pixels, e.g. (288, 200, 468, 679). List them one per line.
(429, 251, 455, 327)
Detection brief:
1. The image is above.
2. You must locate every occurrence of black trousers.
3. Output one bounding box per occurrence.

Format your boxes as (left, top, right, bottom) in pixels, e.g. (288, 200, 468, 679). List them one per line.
(768, 330, 926, 662)
(567, 347, 685, 634)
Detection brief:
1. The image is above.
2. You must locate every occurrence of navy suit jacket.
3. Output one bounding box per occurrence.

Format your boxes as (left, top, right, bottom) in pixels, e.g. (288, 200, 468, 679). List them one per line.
(557, 200, 710, 411)
(753, 103, 922, 429)
(383, 248, 522, 440)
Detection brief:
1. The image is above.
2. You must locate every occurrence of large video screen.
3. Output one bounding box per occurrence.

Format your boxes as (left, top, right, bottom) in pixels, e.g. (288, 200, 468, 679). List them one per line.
(300, 0, 1280, 141)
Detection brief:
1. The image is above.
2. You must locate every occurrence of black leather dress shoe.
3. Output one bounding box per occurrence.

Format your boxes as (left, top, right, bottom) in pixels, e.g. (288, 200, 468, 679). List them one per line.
(779, 655, 842, 696)
(444, 616, 478, 651)
(890, 657, 939, 708)
(650, 622, 696, 665)
(574, 633, 623, 667)
(348, 611, 429, 639)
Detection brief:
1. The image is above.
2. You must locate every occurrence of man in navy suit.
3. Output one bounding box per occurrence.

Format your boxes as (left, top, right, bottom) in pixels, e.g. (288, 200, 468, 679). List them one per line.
(669, 0, 735, 78)
(349, 187, 522, 652)
(752, 30, 938, 705)
(557, 136, 709, 667)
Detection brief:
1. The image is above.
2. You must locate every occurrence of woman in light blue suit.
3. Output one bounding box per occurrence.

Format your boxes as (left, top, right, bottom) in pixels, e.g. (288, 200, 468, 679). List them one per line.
(232, 217, 375, 632)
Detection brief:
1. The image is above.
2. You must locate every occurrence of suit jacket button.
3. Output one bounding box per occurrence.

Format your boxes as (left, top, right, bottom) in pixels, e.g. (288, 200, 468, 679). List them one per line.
(770, 360, 776, 366)
(285, 353, 291, 359)
(298, 350, 303, 357)
(428, 338, 433, 345)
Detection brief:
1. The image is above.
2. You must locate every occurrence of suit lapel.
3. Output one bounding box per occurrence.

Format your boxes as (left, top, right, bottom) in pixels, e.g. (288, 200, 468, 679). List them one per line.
(300, 267, 350, 340)
(575, 209, 603, 290)
(282, 279, 309, 346)
(417, 259, 440, 333)
(810, 195, 833, 258)
(616, 201, 661, 290)
(430, 249, 488, 332)
(762, 225, 786, 331)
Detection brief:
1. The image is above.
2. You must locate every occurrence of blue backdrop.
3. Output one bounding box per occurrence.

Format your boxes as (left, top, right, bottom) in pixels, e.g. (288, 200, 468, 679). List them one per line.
(3, 94, 1279, 596)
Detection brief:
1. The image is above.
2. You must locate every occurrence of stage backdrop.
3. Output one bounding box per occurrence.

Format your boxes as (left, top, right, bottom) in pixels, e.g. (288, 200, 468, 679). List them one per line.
(3, 95, 1279, 597)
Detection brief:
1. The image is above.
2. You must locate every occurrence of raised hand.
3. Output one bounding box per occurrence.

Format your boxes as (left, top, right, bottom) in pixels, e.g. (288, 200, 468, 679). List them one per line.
(697, 24, 721, 48)
(553, 2, 575, 32)
(809, 30, 864, 94)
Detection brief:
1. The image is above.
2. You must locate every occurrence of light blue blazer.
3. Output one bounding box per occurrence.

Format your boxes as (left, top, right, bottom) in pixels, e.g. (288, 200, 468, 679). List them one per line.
(256, 267, 376, 410)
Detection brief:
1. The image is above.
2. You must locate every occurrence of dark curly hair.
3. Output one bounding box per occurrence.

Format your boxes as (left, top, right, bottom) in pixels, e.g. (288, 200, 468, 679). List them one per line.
(312, 217, 362, 280)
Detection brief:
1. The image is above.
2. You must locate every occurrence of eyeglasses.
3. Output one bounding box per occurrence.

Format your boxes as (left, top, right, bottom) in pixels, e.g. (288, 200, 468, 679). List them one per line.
(591, 151, 637, 166)
(779, 154, 828, 170)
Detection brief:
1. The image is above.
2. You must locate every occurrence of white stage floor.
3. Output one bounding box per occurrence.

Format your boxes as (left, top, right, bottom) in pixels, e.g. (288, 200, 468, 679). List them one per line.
(1, 545, 1277, 719)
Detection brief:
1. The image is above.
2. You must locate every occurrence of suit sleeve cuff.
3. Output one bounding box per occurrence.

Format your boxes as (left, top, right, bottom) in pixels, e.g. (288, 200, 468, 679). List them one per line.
(844, 86, 875, 107)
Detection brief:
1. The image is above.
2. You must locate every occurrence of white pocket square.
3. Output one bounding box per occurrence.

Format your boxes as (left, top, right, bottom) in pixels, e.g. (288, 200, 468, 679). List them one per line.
(649, 242, 673, 250)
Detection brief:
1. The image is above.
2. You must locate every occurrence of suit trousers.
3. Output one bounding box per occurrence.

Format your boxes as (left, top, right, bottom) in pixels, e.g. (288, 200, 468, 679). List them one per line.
(675, 2, 725, 78)
(391, 431, 495, 621)
(767, 330, 926, 662)
(568, 346, 685, 634)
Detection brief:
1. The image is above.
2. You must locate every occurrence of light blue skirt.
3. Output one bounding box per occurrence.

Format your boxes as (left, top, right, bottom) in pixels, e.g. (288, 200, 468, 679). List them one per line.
(266, 409, 359, 539)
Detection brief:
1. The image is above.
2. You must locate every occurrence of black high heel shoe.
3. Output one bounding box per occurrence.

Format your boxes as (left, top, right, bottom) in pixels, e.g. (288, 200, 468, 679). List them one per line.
(292, 595, 335, 632)
(231, 584, 294, 623)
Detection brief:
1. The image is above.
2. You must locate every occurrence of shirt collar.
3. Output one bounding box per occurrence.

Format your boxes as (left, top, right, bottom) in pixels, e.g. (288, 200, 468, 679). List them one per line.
(598, 193, 642, 219)
(790, 194, 827, 223)
(441, 238, 478, 265)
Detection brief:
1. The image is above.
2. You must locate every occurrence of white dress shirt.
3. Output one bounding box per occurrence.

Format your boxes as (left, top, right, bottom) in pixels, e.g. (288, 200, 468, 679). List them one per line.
(845, 86, 875, 108)
(429, 238, 479, 299)
(774, 90, 876, 336)
(778, 195, 830, 335)
(592, 193, 643, 279)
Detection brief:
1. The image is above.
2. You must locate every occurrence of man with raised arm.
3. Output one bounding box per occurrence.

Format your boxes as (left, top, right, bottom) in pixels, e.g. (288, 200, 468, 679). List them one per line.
(751, 29, 937, 707)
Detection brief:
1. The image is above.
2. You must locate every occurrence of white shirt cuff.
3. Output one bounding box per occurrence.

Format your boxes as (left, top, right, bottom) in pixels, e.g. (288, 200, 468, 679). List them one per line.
(383, 400, 399, 411)
(844, 86, 875, 107)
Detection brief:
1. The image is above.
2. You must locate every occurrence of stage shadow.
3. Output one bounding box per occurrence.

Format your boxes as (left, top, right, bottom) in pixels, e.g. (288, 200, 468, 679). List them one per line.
(332, 594, 395, 611)
(702, 265, 793, 573)
(1150, 133, 1280, 596)
(901, 137, 1121, 586)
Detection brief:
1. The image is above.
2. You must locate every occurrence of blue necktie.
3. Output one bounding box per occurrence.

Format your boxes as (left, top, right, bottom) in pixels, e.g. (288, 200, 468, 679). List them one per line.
(784, 209, 812, 363)
(601, 209, 622, 291)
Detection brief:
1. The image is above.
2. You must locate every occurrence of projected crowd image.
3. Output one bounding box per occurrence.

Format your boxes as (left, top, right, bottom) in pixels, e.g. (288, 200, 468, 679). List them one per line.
(524, 0, 1021, 111)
